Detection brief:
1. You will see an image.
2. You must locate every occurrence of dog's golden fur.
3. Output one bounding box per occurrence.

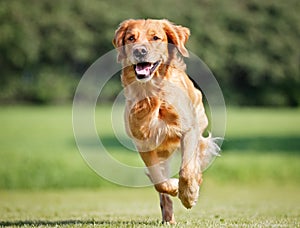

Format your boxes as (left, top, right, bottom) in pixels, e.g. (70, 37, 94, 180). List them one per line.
(113, 19, 220, 224)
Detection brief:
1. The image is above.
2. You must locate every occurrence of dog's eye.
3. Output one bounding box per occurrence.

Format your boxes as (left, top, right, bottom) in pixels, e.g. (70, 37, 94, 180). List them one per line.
(128, 35, 135, 41)
(153, 36, 160, 41)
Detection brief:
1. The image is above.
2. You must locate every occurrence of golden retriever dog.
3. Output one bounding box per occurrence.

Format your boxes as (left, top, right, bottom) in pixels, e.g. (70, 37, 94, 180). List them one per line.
(113, 19, 220, 224)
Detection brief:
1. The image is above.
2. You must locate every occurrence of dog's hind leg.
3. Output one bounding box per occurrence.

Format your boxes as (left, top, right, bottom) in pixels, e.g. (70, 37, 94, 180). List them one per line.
(159, 193, 176, 224)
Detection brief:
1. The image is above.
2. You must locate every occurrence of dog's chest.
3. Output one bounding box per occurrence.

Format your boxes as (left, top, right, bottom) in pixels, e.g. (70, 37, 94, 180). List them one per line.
(127, 96, 181, 150)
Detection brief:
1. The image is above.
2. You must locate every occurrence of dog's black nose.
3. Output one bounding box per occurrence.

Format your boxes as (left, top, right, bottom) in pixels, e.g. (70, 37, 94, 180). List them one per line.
(133, 46, 147, 59)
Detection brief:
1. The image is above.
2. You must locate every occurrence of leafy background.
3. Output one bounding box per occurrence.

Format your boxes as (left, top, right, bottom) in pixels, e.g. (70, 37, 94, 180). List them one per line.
(0, 0, 299, 106)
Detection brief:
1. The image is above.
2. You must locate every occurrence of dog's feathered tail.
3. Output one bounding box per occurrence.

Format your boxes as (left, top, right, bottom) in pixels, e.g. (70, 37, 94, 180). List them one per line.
(200, 134, 222, 172)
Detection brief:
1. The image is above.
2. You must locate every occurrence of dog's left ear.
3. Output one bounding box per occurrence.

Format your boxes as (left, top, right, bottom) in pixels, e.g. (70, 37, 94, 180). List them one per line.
(113, 20, 132, 62)
(163, 20, 190, 57)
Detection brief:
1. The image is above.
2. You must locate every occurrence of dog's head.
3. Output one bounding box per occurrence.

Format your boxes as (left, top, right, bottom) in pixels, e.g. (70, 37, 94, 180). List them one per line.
(113, 19, 190, 82)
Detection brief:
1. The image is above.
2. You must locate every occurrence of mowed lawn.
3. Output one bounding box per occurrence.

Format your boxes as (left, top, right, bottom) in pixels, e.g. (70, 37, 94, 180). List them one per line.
(0, 106, 299, 227)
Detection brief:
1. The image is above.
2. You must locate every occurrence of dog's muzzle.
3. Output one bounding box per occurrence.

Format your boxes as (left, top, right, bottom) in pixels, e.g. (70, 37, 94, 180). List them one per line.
(132, 45, 161, 82)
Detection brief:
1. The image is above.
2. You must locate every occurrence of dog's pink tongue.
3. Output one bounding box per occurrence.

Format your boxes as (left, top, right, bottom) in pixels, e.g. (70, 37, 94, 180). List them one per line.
(136, 63, 152, 75)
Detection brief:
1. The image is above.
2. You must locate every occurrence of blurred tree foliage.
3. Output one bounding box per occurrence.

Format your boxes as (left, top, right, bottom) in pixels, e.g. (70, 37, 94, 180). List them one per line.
(0, 0, 299, 106)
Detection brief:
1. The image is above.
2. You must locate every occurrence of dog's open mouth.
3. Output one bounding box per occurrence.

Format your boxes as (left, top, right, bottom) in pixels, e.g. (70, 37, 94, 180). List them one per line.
(134, 61, 160, 81)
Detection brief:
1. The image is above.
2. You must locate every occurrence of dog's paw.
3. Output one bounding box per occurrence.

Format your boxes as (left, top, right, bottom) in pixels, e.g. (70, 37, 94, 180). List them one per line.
(162, 220, 176, 225)
(178, 175, 199, 209)
(154, 178, 179, 196)
(168, 178, 179, 196)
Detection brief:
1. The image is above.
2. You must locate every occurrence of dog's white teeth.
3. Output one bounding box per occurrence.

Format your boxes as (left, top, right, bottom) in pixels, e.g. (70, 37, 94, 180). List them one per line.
(135, 63, 153, 76)
(136, 68, 149, 75)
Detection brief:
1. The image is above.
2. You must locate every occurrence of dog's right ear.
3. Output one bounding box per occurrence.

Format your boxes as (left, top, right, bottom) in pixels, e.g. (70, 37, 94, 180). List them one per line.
(113, 20, 132, 62)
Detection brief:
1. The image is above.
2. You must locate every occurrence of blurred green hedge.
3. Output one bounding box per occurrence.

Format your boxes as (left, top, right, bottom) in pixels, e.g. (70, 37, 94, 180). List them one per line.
(0, 0, 299, 106)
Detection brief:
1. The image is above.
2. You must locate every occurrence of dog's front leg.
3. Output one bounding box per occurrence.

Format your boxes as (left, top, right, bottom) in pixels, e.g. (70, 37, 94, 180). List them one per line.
(179, 128, 202, 209)
(143, 155, 179, 197)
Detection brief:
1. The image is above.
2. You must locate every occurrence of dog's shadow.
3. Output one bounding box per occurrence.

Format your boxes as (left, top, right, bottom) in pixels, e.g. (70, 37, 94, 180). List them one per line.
(0, 219, 161, 227)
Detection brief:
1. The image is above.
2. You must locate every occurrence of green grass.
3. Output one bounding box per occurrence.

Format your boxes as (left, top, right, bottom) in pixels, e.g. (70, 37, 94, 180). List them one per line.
(0, 184, 299, 227)
(0, 105, 299, 227)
